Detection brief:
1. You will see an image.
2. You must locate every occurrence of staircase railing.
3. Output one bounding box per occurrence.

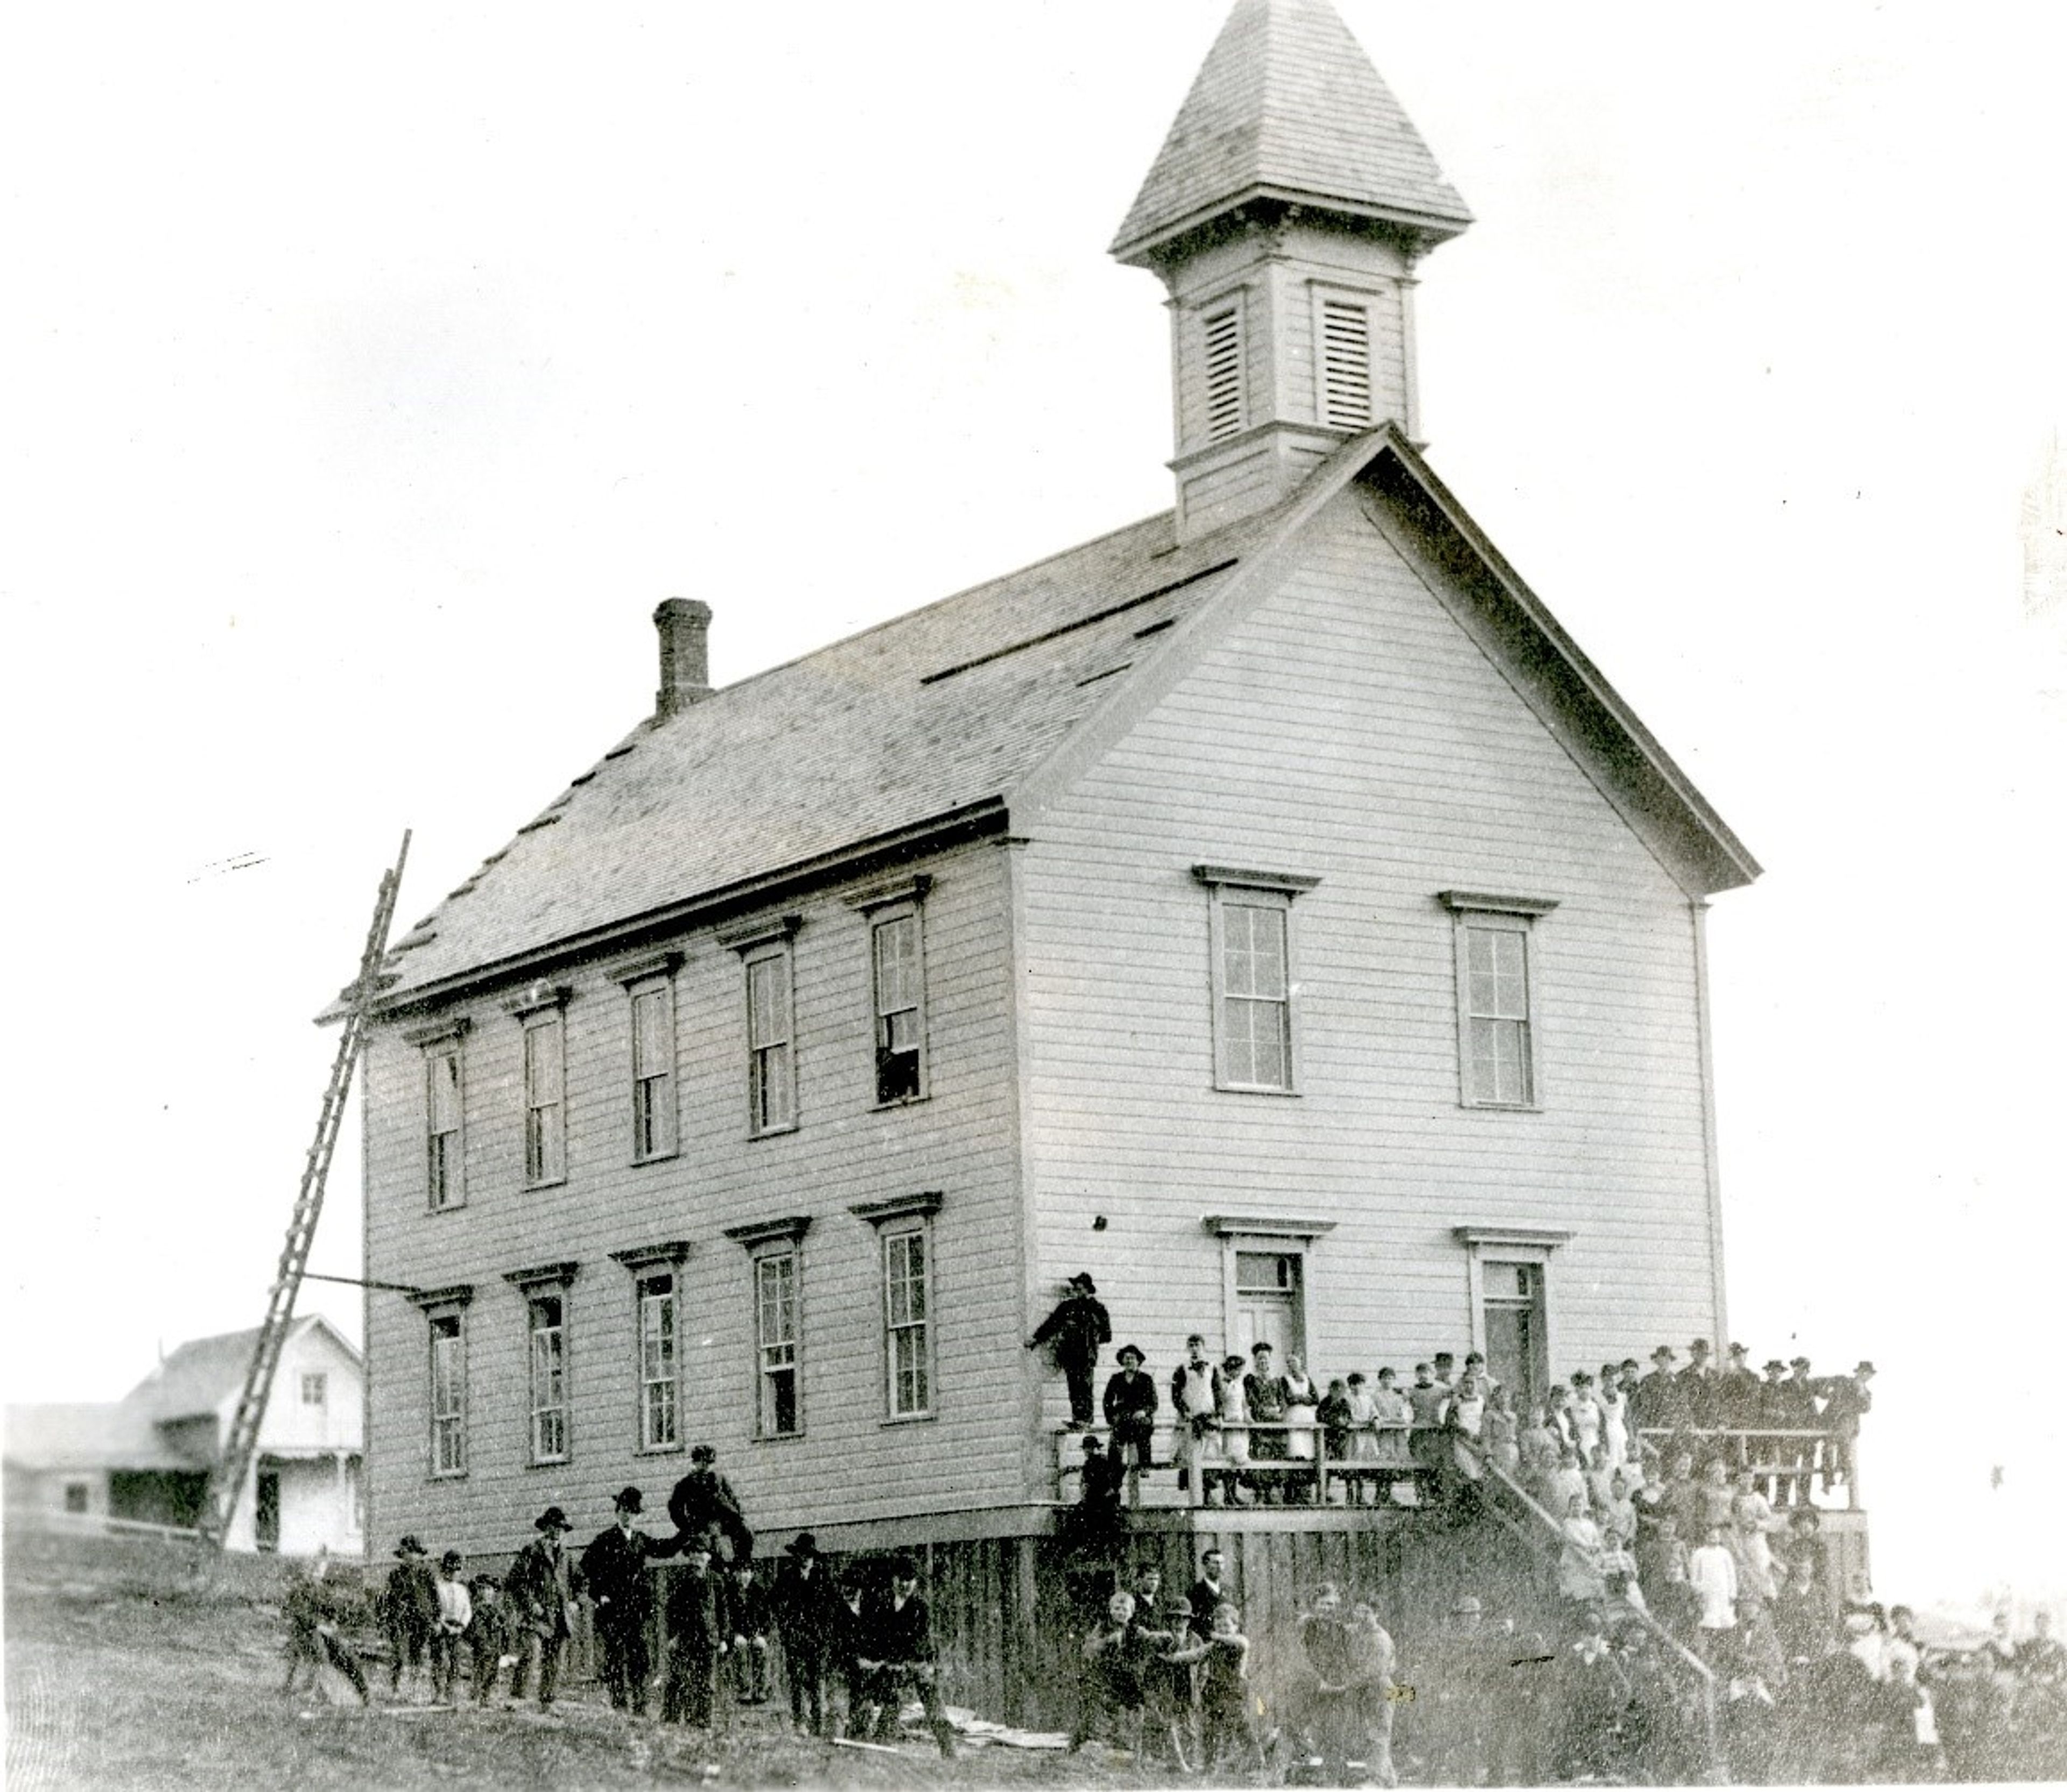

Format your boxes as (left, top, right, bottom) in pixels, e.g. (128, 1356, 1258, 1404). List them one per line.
(1464, 1443, 1725, 1783)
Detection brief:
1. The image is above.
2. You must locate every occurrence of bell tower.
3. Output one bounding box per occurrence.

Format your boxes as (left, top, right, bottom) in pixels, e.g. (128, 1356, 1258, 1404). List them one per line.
(1112, 0, 1472, 540)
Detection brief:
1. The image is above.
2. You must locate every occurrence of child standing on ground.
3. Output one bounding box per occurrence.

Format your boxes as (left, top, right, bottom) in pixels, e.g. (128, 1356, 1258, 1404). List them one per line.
(1199, 1602, 1265, 1773)
(466, 1575, 513, 1705)
(430, 1550, 472, 1705)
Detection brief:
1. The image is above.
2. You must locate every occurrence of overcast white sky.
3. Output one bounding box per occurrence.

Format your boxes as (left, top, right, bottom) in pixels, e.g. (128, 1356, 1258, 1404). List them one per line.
(5, 2, 2063, 1606)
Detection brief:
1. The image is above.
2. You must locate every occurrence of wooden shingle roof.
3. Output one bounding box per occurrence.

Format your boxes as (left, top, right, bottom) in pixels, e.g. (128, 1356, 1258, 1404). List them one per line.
(374, 502, 1290, 1004)
(1110, 0, 1471, 265)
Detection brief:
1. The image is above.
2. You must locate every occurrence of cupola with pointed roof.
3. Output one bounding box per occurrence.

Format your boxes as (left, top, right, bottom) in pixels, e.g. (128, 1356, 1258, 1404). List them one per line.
(1114, 0, 1471, 539)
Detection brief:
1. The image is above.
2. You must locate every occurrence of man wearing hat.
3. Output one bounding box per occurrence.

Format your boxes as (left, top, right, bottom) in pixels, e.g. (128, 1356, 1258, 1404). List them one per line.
(507, 1506, 581, 1710)
(1629, 1345, 1684, 1435)
(581, 1487, 685, 1716)
(1817, 1360, 1875, 1493)
(378, 1534, 439, 1700)
(1103, 1344, 1159, 1476)
(668, 1443, 754, 1563)
(1675, 1338, 1718, 1429)
(852, 1555, 956, 1756)
(773, 1533, 842, 1738)
(1027, 1273, 1111, 1429)
(1716, 1343, 1759, 1429)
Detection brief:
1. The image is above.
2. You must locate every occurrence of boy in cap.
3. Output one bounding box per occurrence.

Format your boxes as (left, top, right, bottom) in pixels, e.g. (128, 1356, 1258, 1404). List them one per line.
(668, 1443, 754, 1563)
(379, 1535, 439, 1700)
(1103, 1344, 1159, 1476)
(1027, 1273, 1111, 1429)
(430, 1549, 472, 1704)
(507, 1505, 580, 1710)
(581, 1487, 684, 1715)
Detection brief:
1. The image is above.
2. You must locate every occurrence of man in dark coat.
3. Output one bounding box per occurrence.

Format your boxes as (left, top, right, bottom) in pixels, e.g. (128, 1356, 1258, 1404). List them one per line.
(1102, 1344, 1159, 1472)
(772, 1533, 842, 1737)
(1675, 1338, 1718, 1429)
(728, 1558, 773, 1704)
(1186, 1547, 1229, 1642)
(668, 1443, 754, 1563)
(1630, 1345, 1683, 1436)
(662, 1535, 730, 1728)
(1716, 1343, 1760, 1428)
(580, 1487, 685, 1715)
(1027, 1272, 1110, 1428)
(852, 1555, 955, 1756)
(507, 1506, 581, 1709)
(1817, 1360, 1874, 1492)
(379, 1534, 439, 1698)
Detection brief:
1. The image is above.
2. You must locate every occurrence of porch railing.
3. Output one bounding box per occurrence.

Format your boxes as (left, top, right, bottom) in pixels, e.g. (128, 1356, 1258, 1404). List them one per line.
(1054, 1417, 1440, 1507)
(1635, 1425, 1859, 1511)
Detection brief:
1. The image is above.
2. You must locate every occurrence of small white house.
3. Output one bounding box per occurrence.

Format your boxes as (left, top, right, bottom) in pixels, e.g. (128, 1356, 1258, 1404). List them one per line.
(4, 1314, 364, 1556)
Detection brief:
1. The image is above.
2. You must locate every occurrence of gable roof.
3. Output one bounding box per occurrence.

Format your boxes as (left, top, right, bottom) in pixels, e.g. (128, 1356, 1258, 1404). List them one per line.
(121, 1315, 357, 1424)
(1111, 0, 1471, 265)
(372, 502, 1292, 1006)
(369, 432, 1755, 1012)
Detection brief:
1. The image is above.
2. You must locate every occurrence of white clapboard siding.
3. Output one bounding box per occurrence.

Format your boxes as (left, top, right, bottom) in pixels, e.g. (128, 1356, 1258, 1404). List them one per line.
(363, 838, 1028, 1559)
(1014, 480, 1723, 1395)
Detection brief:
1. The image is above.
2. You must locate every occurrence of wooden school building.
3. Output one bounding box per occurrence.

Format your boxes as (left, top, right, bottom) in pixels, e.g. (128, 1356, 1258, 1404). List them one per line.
(349, 0, 1840, 1723)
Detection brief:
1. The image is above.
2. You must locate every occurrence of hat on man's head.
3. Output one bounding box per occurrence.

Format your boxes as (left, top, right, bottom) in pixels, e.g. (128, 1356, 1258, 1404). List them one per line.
(615, 1486, 644, 1513)
(534, 1506, 571, 1533)
(1688, 1338, 1712, 1354)
(1070, 1273, 1098, 1295)
(1790, 1355, 1811, 1370)
(1855, 1360, 1876, 1375)
(1117, 1344, 1145, 1366)
(395, 1534, 427, 1558)
(1650, 1345, 1676, 1363)
(1082, 1433, 1105, 1452)
(1764, 1359, 1788, 1373)
(1728, 1343, 1749, 1358)
(690, 1442, 718, 1463)
(440, 1549, 465, 1570)
(786, 1532, 820, 1557)
(1620, 1358, 1640, 1372)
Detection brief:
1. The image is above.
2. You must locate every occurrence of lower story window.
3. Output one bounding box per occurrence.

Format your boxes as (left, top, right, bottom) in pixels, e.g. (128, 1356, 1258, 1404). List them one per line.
(529, 1294, 569, 1464)
(640, 1274, 679, 1451)
(430, 1313, 466, 1476)
(756, 1249, 801, 1437)
(884, 1226, 930, 1418)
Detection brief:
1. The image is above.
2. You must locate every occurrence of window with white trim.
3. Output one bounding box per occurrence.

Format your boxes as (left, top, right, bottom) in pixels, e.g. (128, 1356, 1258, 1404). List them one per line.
(630, 980, 676, 1161)
(1202, 298, 1245, 441)
(854, 876, 932, 1107)
(300, 1373, 327, 1407)
(883, 1224, 930, 1419)
(740, 935, 798, 1136)
(638, 1271, 679, 1451)
(526, 1291, 568, 1464)
(523, 1008, 567, 1186)
(1440, 891, 1557, 1108)
(411, 1022, 468, 1211)
(1457, 1226, 1570, 1417)
(428, 1309, 467, 1477)
(1195, 865, 1320, 1093)
(754, 1248, 802, 1437)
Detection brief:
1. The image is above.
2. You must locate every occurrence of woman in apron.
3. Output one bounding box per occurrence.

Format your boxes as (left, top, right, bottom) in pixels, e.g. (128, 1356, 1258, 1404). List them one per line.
(1281, 1351, 1320, 1501)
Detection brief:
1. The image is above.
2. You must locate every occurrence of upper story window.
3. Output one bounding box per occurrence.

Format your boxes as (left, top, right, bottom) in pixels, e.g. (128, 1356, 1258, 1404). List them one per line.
(1202, 299, 1245, 441)
(1194, 865, 1321, 1093)
(1316, 291, 1374, 428)
(852, 1193, 941, 1422)
(300, 1372, 327, 1407)
(724, 916, 802, 1138)
(406, 1020, 471, 1211)
(410, 1283, 474, 1479)
(1439, 891, 1558, 1109)
(608, 951, 682, 1164)
(854, 876, 932, 1107)
(507, 985, 571, 1188)
(507, 1261, 579, 1467)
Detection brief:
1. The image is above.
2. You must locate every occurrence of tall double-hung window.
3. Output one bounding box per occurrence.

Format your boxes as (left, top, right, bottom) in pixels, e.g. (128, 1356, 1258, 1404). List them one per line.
(1194, 865, 1320, 1093)
(409, 1284, 474, 1479)
(506, 1262, 578, 1466)
(506, 984, 570, 1187)
(723, 1218, 811, 1439)
(608, 952, 681, 1163)
(722, 917, 800, 1137)
(853, 876, 931, 1107)
(613, 1242, 689, 1453)
(407, 1019, 472, 1211)
(1439, 891, 1557, 1108)
(852, 1193, 940, 1421)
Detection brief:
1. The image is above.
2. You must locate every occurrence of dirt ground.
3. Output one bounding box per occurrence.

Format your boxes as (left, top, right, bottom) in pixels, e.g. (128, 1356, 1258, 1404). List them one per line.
(2, 1534, 1255, 1791)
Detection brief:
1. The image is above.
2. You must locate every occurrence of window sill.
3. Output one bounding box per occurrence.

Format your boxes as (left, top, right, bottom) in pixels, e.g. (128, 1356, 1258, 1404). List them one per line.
(753, 1430, 807, 1445)
(1211, 1083, 1302, 1098)
(526, 1457, 571, 1471)
(747, 1123, 799, 1142)
(426, 1199, 468, 1215)
(870, 1093, 931, 1114)
(428, 1471, 468, 1483)
(881, 1411, 937, 1428)
(631, 1149, 680, 1168)
(1458, 1100, 1542, 1113)
(524, 1176, 569, 1193)
(637, 1441, 684, 1457)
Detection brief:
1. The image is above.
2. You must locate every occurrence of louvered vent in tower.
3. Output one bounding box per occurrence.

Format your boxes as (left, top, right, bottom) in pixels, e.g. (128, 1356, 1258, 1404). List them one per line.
(1319, 298, 1373, 429)
(1203, 305, 1244, 441)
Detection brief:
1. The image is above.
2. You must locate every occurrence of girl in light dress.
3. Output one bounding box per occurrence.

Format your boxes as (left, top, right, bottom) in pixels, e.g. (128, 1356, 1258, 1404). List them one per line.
(1569, 1371, 1604, 1461)
(1345, 1373, 1381, 1461)
(1557, 1491, 1608, 1604)
(1214, 1352, 1252, 1499)
(1484, 1385, 1521, 1476)
(1281, 1351, 1321, 1465)
(1449, 1368, 1486, 1440)
(1729, 1464, 1781, 1601)
(1597, 1361, 1630, 1469)
(1369, 1368, 1415, 1469)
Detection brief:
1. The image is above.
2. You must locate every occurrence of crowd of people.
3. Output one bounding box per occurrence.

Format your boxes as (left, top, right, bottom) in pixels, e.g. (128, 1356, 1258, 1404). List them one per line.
(279, 1444, 957, 1758)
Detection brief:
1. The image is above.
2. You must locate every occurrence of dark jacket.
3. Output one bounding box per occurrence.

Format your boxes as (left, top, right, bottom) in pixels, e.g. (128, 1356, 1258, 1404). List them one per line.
(1029, 1292, 1110, 1367)
(664, 1563, 730, 1654)
(1187, 1576, 1229, 1640)
(507, 1537, 580, 1640)
(860, 1587, 936, 1665)
(773, 1556, 843, 1651)
(667, 1466, 754, 1561)
(381, 1559, 440, 1639)
(581, 1522, 682, 1631)
(729, 1570, 771, 1638)
(1103, 1368, 1159, 1430)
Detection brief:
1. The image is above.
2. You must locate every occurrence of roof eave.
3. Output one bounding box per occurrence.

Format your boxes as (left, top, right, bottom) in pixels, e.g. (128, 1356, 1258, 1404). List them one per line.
(1111, 182, 1473, 268)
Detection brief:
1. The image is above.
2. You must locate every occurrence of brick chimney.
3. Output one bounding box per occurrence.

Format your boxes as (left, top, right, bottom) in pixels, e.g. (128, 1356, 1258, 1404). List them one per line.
(653, 598, 713, 718)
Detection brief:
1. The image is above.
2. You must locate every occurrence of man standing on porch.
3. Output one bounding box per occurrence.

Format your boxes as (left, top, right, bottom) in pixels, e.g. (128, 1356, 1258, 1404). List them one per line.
(1103, 1344, 1159, 1472)
(1170, 1334, 1220, 1494)
(1027, 1273, 1110, 1430)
